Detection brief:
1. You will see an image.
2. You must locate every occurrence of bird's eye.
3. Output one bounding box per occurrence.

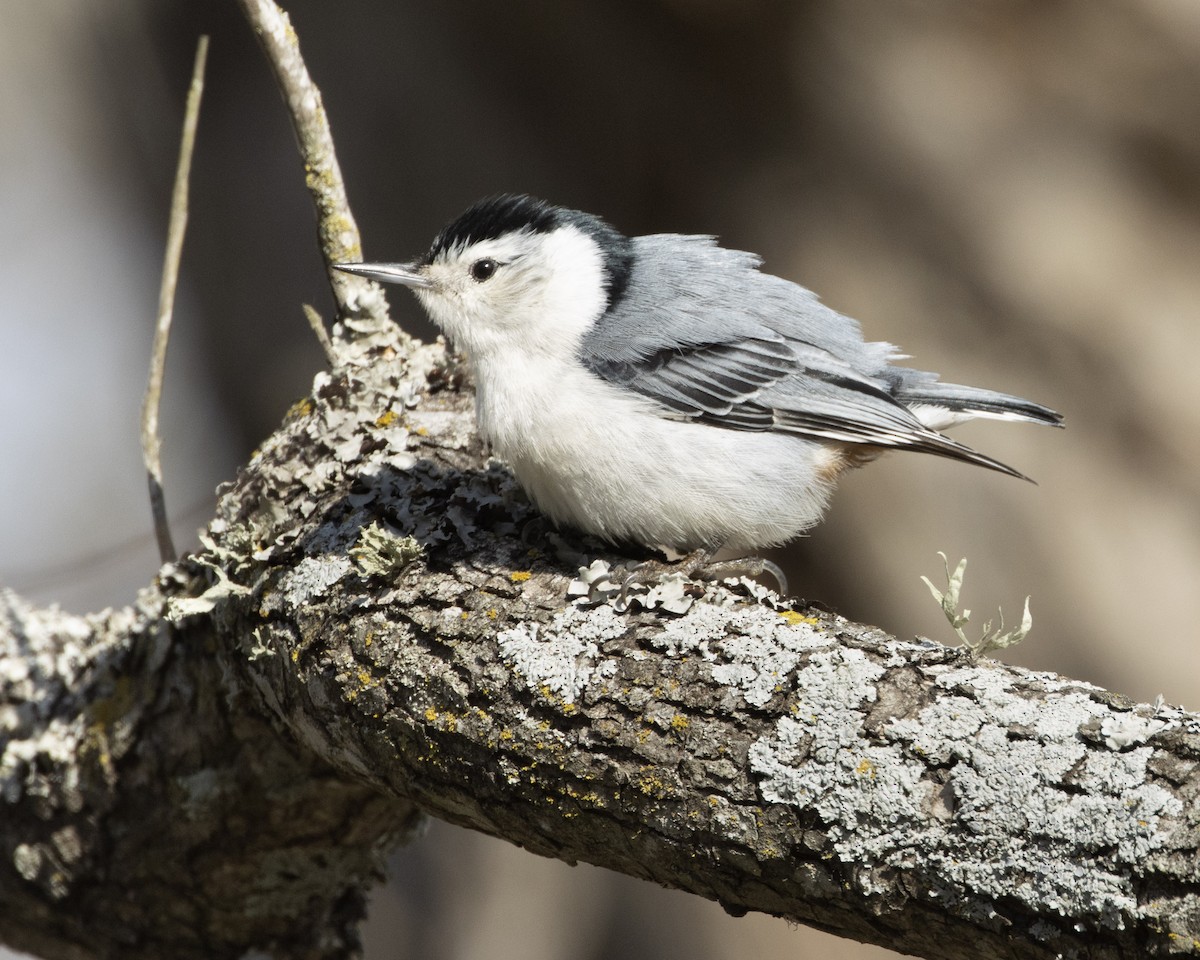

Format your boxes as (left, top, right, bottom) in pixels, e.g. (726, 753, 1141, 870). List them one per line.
(470, 258, 498, 282)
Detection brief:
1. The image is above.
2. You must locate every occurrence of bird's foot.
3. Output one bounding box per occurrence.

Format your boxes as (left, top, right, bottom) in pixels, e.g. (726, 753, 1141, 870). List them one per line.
(622, 549, 788, 599)
(699, 555, 788, 596)
(617, 547, 712, 603)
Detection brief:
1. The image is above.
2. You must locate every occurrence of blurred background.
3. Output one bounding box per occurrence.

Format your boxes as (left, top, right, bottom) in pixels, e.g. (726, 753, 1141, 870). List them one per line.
(2, 1, 1198, 958)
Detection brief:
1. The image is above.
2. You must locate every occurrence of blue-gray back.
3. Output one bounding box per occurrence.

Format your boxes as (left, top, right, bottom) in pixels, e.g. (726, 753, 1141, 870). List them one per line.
(577, 234, 1056, 477)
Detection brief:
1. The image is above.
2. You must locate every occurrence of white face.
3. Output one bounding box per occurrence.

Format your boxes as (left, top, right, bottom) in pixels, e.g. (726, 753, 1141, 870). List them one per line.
(412, 225, 611, 364)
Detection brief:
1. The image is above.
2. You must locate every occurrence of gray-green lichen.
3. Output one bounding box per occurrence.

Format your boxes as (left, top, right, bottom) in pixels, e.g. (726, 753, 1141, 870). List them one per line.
(351, 522, 423, 578)
(497, 605, 625, 703)
(474, 578, 1197, 946)
(751, 649, 1190, 935)
(1, 589, 170, 903)
(653, 602, 826, 707)
(281, 555, 353, 606)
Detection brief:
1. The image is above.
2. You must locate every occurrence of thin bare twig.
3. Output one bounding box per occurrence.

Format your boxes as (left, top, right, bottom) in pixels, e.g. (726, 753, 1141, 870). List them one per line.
(302, 303, 338, 366)
(237, 0, 390, 329)
(141, 35, 209, 564)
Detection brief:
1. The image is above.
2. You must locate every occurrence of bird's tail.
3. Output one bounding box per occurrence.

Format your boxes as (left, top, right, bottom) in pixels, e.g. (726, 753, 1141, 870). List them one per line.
(895, 376, 1064, 432)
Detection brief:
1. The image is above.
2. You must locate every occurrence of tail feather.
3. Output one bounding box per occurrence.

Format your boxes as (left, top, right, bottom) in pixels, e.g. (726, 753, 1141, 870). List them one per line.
(885, 429, 1040, 482)
(896, 379, 1064, 429)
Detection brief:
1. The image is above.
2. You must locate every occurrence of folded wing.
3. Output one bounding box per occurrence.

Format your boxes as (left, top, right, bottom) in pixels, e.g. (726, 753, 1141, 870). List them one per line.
(579, 234, 1060, 480)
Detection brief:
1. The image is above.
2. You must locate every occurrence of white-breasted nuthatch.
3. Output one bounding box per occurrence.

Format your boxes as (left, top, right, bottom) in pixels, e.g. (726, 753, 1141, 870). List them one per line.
(336, 194, 1062, 555)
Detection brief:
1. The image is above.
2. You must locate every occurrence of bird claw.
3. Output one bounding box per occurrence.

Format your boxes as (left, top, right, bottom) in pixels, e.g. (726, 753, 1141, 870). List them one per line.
(699, 556, 789, 596)
(622, 550, 788, 599)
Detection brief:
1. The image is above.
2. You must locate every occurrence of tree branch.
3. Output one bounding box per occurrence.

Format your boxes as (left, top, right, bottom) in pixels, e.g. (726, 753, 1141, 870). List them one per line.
(2, 318, 1198, 960)
(3, 6, 1198, 960)
(236, 0, 392, 330)
(141, 34, 208, 563)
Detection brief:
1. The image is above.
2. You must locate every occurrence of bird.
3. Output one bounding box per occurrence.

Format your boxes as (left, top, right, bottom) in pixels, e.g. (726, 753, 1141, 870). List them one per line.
(335, 194, 1062, 562)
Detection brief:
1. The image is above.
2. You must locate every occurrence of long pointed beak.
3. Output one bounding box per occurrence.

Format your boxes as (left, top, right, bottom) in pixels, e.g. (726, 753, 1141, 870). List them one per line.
(333, 260, 434, 289)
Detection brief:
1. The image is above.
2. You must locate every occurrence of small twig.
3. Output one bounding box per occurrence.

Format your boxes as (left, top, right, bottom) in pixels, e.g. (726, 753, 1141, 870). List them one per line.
(302, 303, 338, 366)
(141, 35, 209, 564)
(236, 0, 390, 325)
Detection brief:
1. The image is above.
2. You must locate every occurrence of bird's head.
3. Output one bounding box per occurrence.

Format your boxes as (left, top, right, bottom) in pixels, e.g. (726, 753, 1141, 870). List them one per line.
(336, 194, 633, 361)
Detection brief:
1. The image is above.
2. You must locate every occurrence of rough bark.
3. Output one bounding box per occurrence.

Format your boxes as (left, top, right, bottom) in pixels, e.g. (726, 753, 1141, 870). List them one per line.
(2, 312, 1198, 960)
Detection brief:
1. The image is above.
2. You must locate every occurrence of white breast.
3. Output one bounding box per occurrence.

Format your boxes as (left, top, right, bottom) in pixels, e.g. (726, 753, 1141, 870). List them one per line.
(470, 347, 841, 551)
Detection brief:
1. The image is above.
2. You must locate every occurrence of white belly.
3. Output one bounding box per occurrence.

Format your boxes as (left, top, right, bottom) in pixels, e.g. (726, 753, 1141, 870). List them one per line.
(472, 350, 840, 551)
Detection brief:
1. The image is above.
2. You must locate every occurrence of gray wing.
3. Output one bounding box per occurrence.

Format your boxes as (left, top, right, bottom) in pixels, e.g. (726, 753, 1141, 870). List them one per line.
(579, 234, 1033, 478)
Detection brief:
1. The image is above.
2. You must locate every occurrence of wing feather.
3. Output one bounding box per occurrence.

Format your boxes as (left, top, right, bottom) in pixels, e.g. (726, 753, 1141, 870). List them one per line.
(578, 234, 1034, 479)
